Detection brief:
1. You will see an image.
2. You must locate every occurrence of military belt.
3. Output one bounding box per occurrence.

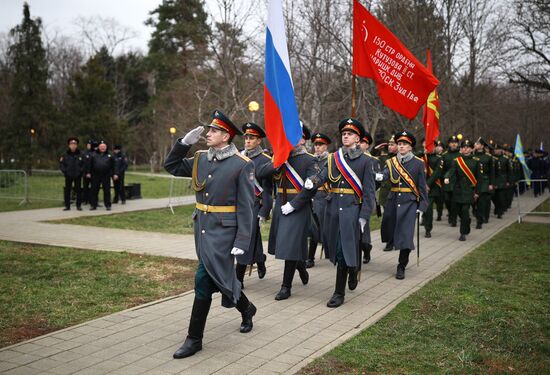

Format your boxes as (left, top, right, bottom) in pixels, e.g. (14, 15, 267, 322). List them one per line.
(277, 188, 299, 194)
(195, 203, 237, 213)
(329, 188, 356, 195)
(391, 187, 413, 193)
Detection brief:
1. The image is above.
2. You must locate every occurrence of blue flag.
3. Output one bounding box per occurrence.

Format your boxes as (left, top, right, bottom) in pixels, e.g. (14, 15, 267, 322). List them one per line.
(514, 134, 532, 186)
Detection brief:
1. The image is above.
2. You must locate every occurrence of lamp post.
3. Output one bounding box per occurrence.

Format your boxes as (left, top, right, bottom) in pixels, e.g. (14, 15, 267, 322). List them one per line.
(29, 128, 35, 174)
(169, 127, 177, 143)
(248, 101, 260, 122)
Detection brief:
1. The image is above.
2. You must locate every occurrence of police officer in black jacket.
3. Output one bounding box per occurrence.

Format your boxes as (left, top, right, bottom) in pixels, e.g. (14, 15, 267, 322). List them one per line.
(59, 137, 84, 211)
(82, 140, 97, 205)
(112, 145, 128, 204)
(87, 140, 115, 210)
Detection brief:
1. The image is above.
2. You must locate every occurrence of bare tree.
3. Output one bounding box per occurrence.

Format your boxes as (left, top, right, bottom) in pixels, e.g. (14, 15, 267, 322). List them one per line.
(74, 16, 138, 57)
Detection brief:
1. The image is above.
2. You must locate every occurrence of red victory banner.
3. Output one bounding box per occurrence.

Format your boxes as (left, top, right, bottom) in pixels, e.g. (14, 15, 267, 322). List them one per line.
(422, 50, 440, 153)
(352, 0, 439, 119)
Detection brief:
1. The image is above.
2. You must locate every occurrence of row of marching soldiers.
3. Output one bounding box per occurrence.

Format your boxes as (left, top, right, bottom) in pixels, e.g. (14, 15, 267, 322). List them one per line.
(163, 110, 522, 359)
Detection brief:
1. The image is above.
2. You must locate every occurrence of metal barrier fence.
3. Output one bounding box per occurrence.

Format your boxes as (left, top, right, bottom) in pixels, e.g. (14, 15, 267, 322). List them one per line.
(516, 179, 549, 223)
(168, 176, 194, 214)
(0, 169, 28, 204)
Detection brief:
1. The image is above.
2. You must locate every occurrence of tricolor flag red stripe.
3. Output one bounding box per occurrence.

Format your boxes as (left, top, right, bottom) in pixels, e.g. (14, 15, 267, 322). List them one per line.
(333, 150, 363, 197)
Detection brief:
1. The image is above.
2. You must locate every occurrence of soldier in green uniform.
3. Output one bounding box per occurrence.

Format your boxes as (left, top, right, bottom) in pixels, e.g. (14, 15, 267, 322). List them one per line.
(421, 140, 443, 238)
(441, 135, 460, 226)
(492, 144, 512, 218)
(472, 138, 495, 228)
(434, 140, 445, 221)
(379, 135, 398, 251)
(444, 139, 482, 241)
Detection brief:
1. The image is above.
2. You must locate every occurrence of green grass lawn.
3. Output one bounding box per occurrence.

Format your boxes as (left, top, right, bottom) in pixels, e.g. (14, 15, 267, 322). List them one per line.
(299, 221, 550, 375)
(0, 171, 190, 212)
(534, 196, 550, 212)
(0, 241, 197, 348)
(51, 204, 383, 238)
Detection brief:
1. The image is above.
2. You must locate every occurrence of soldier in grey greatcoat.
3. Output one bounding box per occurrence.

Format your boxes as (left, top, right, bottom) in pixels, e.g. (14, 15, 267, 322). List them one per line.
(305, 132, 332, 269)
(306, 118, 376, 308)
(358, 131, 380, 264)
(235, 122, 273, 288)
(256, 125, 318, 301)
(377, 131, 429, 280)
(164, 110, 258, 359)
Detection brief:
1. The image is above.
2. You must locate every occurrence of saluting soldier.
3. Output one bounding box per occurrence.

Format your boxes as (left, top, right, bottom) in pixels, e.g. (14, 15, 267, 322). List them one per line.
(444, 139, 482, 241)
(492, 144, 512, 218)
(379, 135, 398, 251)
(164, 110, 257, 359)
(421, 139, 444, 238)
(306, 118, 375, 307)
(235, 122, 272, 288)
(473, 138, 495, 228)
(306, 132, 332, 269)
(377, 131, 428, 280)
(256, 124, 317, 301)
(59, 137, 85, 211)
(358, 131, 380, 264)
(441, 135, 460, 226)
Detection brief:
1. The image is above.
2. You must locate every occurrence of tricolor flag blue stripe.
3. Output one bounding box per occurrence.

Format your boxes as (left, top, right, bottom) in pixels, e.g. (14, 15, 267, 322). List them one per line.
(264, 0, 301, 168)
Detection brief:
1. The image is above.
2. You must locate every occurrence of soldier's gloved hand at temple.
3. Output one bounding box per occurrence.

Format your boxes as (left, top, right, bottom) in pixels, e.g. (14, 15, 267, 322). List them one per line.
(281, 202, 295, 215)
(375, 173, 384, 181)
(359, 218, 367, 233)
(230, 247, 245, 255)
(304, 178, 314, 190)
(182, 126, 204, 145)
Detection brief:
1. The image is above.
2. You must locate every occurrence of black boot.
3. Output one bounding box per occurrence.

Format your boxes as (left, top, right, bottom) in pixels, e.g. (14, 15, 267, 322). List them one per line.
(173, 297, 211, 359)
(327, 266, 347, 308)
(425, 231, 431, 238)
(395, 264, 405, 280)
(236, 292, 256, 333)
(296, 261, 309, 285)
(306, 239, 317, 268)
(396, 249, 410, 280)
(383, 242, 393, 251)
(475, 221, 482, 229)
(348, 267, 358, 290)
(235, 263, 247, 289)
(257, 254, 267, 279)
(459, 234, 466, 241)
(275, 261, 296, 300)
(362, 243, 372, 264)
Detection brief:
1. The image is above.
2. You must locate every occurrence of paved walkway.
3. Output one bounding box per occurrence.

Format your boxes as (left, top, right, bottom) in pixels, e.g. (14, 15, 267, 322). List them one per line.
(0, 193, 546, 374)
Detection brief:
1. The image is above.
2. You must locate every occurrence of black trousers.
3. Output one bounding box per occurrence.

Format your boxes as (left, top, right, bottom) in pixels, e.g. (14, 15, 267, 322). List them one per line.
(113, 173, 125, 203)
(64, 176, 82, 208)
(91, 174, 111, 208)
(82, 176, 91, 204)
(399, 249, 411, 267)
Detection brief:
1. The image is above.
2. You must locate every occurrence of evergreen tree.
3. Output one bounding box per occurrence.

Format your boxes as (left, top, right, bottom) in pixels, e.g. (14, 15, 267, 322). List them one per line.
(7, 3, 51, 170)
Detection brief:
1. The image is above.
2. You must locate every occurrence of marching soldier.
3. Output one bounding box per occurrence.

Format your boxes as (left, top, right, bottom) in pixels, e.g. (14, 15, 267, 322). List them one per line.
(473, 138, 495, 228)
(306, 118, 376, 307)
(358, 131, 380, 264)
(441, 135, 460, 226)
(256, 124, 317, 301)
(164, 110, 257, 359)
(492, 144, 512, 218)
(59, 137, 84, 211)
(235, 122, 272, 287)
(379, 135, 398, 251)
(444, 139, 482, 241)
(421, 140, 443, 238)
(112, 145, 128, 204)
(434, 140, 445, 221)
(306, 132, 332, 269)
(87, 141, 114, 211)
(377, 131, 428, 280)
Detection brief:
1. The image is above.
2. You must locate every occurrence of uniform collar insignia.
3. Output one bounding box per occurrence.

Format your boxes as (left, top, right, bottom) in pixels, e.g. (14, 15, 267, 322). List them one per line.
(244, 145, 263, 159)
(207, 143, 238, 161)
(342, 146, 363, 159)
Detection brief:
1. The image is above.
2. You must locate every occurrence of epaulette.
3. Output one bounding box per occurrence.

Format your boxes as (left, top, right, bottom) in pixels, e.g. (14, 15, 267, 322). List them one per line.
(261, 152, 271, 159)
(414, 156, 423, 162)
(442, 151, 448, 155)
(306, 152, 316, 157)
(235, 153, 251, 162)
(365, 153, 379, 160)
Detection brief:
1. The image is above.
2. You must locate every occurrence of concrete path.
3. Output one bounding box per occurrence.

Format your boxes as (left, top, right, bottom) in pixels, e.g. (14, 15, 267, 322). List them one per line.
(0, 196, 197, 259)
(0, 193, 546, 374)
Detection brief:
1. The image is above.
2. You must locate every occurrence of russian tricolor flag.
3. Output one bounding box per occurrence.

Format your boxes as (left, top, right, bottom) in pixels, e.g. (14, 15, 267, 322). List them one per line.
(264, 0, 301, 167)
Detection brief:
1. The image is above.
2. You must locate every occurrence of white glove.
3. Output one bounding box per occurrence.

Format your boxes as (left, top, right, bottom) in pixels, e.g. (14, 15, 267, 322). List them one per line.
(281, 202, 295, 215)
(258, 216, 266, 224)
(231, 247, 245, 255)
(375, 173, 384, 181)
(359, 218, 367, 233)
(182, 126, 204, 145)
(304, 178, 314, 190)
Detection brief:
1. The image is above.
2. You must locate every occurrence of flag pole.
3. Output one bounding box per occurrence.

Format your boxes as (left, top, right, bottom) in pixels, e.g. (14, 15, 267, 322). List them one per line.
(352, 74, 357, 117)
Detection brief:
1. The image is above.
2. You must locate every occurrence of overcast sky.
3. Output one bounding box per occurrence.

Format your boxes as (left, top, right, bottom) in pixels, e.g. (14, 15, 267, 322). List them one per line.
(0, 0, 251, 54)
